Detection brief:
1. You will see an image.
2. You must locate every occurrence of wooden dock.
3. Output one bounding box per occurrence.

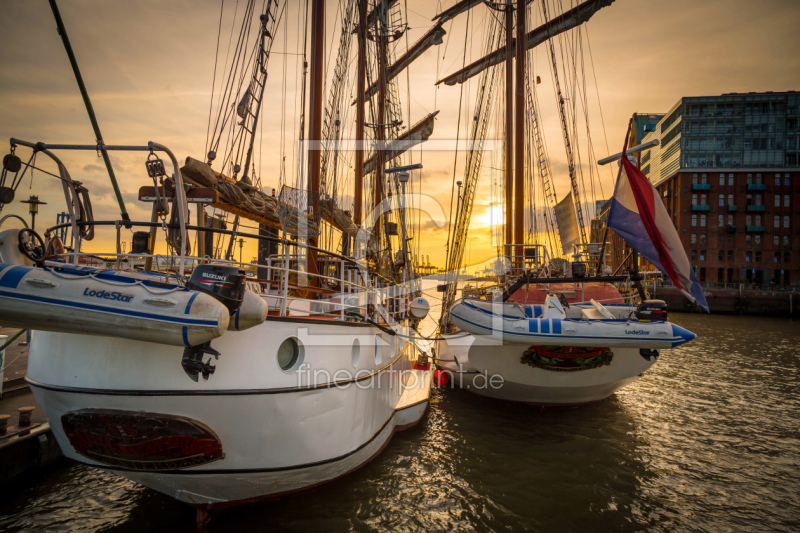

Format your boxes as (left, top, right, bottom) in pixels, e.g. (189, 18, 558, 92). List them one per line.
(0, 327, 63, 483)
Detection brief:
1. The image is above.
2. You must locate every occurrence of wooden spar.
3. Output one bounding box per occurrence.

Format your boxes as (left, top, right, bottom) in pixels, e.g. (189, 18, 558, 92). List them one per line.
(513, 0, 525, 262)
(433, 0, 483, 23)
(307, 0, 324, 283)
(362, 111, 439, 175)
(504, 2, 513, 253)
(354, 0, 367, 225)
(436, 0, 615, 86)
(374, 0, 387, 244)
(362, 23, 445, 101)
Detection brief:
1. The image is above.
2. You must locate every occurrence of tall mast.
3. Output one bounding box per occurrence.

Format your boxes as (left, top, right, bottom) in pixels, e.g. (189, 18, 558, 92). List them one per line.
(354, 0, 367, 225)
(504, 1, 513, 254)
(374, 0, 387, 243)
(513, 0, 525, 262)
(307, 0, 325, 280)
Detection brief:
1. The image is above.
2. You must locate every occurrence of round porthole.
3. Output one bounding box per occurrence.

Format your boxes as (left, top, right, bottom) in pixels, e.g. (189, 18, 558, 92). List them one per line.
(351, 338, 361, 368)
(277, 337, 304, 373)
(374, 334, 384, 365)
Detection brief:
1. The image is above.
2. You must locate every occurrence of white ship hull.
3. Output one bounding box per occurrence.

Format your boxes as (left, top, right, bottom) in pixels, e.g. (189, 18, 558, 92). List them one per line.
(27, 317, 431, 507)
(437, 333, 654, 405)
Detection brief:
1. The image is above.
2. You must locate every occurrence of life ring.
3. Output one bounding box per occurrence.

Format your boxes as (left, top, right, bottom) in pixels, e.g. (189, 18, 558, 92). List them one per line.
(46, 235, 66, 259)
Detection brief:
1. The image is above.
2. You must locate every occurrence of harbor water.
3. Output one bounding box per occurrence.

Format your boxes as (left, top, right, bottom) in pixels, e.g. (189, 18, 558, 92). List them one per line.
(0, 312, 798, 532)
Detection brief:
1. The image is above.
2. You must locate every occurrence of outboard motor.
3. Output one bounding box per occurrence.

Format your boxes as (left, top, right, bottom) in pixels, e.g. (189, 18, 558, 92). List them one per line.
(182, 265, 246, 382)
(187, 264, 246, 314)
(636, 299, 668, 322)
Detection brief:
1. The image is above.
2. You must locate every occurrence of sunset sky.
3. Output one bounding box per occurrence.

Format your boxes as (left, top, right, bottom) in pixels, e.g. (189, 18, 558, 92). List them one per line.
(1, 0, 798, 269)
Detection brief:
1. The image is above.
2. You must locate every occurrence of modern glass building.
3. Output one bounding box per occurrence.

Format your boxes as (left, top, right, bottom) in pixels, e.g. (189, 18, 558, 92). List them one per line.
(639, 91, 800, 185)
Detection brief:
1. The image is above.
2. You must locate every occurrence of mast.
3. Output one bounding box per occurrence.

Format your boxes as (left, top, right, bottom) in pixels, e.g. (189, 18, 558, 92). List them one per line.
(513, 0, 525, 264)
(354, 0, 367, 225)
(374, 0, 388, 244)
(307, 0, 325, 281)
(504, 1, 513, 254)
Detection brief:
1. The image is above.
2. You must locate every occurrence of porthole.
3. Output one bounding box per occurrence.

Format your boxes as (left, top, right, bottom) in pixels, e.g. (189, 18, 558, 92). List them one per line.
(351, 338, 361, 368)
(277, 336, 304, 373)
(374, 334, 384, 365)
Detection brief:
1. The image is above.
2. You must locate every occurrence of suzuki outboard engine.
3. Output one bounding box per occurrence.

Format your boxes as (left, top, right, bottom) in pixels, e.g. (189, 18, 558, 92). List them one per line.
(187, 264, 246, 314)
(182, 265, 246, 382)
(636, 299, 668, 322)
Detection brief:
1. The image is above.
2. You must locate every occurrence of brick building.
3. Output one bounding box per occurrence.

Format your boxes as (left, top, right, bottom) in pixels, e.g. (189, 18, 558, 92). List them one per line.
(597, 92, 800, 285)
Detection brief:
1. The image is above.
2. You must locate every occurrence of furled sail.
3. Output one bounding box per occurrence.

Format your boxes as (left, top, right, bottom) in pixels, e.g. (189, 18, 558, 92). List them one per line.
(554, 192, 581, 255)
(362, 111, 439, 175)
(180, 157, 356, 236)
(437, 0, 615, 86)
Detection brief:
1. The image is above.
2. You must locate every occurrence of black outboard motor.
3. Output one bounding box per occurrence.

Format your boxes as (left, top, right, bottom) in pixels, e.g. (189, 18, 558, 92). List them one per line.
(636, 299, 668, 322)
(182, 265, 246, 382)
(187, 264, 246, 314)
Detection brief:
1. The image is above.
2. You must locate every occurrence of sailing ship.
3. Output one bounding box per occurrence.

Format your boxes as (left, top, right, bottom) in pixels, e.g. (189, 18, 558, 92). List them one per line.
(0, 0, 438, 523)
(433, 0, 702, 405)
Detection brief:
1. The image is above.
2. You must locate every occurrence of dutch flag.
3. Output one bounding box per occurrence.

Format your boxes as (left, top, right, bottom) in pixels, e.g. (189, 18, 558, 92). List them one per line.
(607, 129, 710, 312)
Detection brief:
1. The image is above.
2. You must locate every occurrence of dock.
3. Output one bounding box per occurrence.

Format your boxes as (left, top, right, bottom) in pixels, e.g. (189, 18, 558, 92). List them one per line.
(0, 327, 63, 483)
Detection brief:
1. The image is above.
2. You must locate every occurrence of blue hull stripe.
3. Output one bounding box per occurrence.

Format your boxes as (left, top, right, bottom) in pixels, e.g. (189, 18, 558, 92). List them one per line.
(0, 288, 219, 327)
(0, 265, 31, 289)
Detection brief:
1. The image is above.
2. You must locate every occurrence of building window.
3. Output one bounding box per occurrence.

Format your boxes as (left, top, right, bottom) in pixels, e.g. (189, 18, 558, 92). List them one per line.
(691, 249, 697, 261)
(700, 233, 707, 244)
(786, 252, 791, 263)
(746, 173, 753, 184)
(719, 194, 725, 206)
(755, 234, 761, 246)
(691, 233, 697, 244)
(692, 174, 698, 184)
(728, 175, 734, 186)
(719, 175, 725, 186)
(784, 215, 791, 229)
(746, 194, 753, 207)
(718, 250, 724, 261)
(775, 194, 781, 207)
(728, 234, 734, 245)
(701, 194, 707, 206)
(746, 215, 752, 225)
(774, 235, 780, 246)
(784, 235, 791, 246)
(755, 251, 762, 262)
(728, 214, 734, 225)
(746, 234, 752, 245)
(718, 215, 724, 227)
(784, 194, 791, 207)
(755, 194, 762, 206)
(775, 215, 781, 228)
(728, 250, 734, 262)
(728, 193, 734, 205)
(775, 251, 781, 263)
(718, 233, 725, 245)
(775, 176, 781, 186)
(700, 214, 707, 227)
(692, 214, 697, 227)
(692, 193, 698, 205)
(756, 173, 762, 184)
(700, 250, 706, 261)
(746, 251, 752, 262)
(785, 176, 791, 186)
(755, 215, 762, 226)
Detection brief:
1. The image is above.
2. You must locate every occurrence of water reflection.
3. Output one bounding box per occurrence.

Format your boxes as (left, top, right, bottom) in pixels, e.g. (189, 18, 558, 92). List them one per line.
(0, 314, 798, 532)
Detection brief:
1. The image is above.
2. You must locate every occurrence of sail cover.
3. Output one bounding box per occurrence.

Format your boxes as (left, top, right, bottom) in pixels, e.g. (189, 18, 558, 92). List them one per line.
(607, 144, 709, 312)
(554, 192, 581, 255)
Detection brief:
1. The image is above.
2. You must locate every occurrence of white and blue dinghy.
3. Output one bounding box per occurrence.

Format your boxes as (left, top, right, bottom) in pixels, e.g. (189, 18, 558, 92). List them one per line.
(449, 295, 695, 350)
